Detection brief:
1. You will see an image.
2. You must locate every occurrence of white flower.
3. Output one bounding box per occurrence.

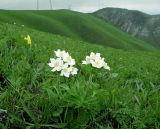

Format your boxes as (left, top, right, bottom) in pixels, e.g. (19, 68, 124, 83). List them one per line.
(64, 56, 75, 65)
(60, 64, 72, 77)
(103, 63, 111, 70)
(48, 58, 63, 72)
(82, 56, 92, 64)
(82, 52, 111, 71)
(90, 52, 101, 60)
(91, 58, 105, 68)
(54, 49, 66, 58)
(49, 49, 78, 77)
(63, 54, 75, 66)
(68, 58, 76, 66)
(70, 67, 78, 75)
(62, 52, 70, 61)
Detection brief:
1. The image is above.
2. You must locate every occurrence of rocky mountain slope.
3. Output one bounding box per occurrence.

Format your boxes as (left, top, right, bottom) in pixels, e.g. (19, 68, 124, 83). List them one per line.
(93, 8, 160, 47)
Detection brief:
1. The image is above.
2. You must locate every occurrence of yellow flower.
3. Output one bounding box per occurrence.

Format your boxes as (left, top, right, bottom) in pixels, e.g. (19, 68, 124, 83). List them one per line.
(24, 35, 31, 45)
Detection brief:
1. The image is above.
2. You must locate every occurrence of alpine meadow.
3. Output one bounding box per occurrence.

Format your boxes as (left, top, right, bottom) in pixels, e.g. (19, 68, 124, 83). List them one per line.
(0, 3, 160, 129)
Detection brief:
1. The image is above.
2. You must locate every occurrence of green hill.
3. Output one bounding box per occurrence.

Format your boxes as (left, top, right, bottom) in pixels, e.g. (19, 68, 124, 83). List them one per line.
(0, 9, 155, 50)
(0, 23, 160, 129)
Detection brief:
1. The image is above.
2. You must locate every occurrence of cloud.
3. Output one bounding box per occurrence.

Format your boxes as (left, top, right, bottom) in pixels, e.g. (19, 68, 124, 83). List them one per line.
(0, 0, 160, 14)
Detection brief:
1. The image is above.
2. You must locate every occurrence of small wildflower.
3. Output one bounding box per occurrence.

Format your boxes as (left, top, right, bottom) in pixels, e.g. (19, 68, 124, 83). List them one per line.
(91, 58, 104, 68)
(70, 67, 78, 75)
(82, 52, 110, 70)
(54, 49, 66, 58)
(48, 49, 78, 77)
(60, 64, 72, 77)
(82, 56, 92, 64)
(63, 55, 75, 66)
(103, 63, 111, 70)
(48, 58, 63, 72)
(24, 35, 32, 45)
(90, 52, 101, 60)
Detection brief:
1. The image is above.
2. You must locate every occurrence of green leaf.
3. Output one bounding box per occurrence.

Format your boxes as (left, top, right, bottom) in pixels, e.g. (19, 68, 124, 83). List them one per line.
(59, 84, 69, 91)
(53, 107, 63, 117)
(26, 125, 34, 129)
(40, 123, 67, 128)
(21, 101, 37, 123)
(45, 88, 57, 103)
(0, 109, 7, 113)
(109, 73, 118, 78)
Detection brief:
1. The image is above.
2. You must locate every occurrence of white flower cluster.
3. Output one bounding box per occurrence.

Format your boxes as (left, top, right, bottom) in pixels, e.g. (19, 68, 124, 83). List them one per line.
(48, 49, 78, 78)
(82, 52, 110, 70)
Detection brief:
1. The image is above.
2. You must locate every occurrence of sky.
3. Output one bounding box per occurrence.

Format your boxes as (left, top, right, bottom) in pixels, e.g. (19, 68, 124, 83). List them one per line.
(0, 0, 160, 14)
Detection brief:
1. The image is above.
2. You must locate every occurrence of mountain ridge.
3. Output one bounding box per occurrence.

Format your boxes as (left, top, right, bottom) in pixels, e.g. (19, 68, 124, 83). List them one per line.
(93, 7, 160, 47)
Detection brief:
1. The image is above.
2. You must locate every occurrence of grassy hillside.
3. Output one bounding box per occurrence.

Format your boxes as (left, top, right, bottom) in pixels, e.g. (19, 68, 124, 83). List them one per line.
(0, 23, 160, 128)
(0, 9, 155, 50)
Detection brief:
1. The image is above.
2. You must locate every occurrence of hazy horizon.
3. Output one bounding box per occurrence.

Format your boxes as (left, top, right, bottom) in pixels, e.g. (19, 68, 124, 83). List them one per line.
(0, 0, 160, 14)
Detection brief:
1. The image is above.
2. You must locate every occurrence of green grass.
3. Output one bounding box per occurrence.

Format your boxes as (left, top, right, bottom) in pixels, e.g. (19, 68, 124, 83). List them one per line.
(0, 9, 156, 50)
(0, 23, 160, 129)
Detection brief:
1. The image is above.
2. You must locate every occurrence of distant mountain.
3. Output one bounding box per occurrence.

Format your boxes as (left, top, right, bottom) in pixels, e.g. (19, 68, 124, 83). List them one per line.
(93, 8, 160, 47)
